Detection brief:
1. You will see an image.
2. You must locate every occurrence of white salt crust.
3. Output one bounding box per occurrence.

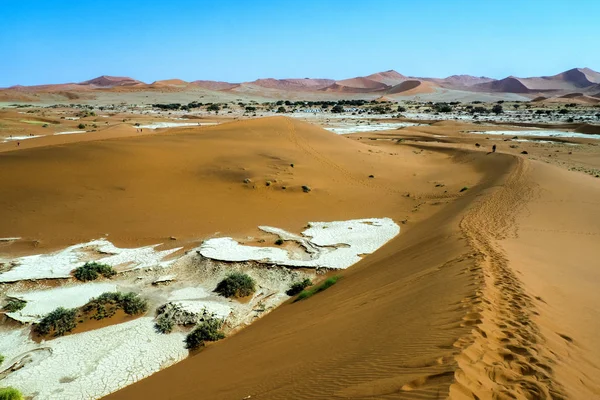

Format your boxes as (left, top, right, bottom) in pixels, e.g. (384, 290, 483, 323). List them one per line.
(0, 239, 181, 282)
(199, 218, 400, 269)
(6, 283, 118, 323)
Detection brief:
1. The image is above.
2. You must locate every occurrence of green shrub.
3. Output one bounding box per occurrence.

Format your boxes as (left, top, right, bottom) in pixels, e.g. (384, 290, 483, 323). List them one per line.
(185, 318, 225, 350)
(121, 292, 148, 315)
(78, 123, 86, 129)
(83, 292, 148, 320)
(35, 307, 77, 337)
(3, 299, 26, 312)
(155, 315, 174, 334)
(215, 273, 255, 298)
(0, 354, 4, 364)
(433, 103, 452, 113)
(460, 187, 469, 192)
(275, 239, 284, 246)
(73, 261, 116, 281)
(286, 278, 312, 296)
(492, 104, 504, 114)
(0, 387, 24, 400)
(294, 276, 340, 302)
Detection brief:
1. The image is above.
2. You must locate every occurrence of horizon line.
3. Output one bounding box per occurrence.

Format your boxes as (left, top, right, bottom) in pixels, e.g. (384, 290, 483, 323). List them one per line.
(2, 66, 597, 89)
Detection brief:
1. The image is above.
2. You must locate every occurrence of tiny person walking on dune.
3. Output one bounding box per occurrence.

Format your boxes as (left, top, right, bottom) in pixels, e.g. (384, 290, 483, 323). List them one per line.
(492, 144, 496, 153)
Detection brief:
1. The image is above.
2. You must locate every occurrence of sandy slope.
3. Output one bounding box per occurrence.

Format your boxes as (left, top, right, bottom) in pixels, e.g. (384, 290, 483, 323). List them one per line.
(3, 116, 600, 399)
(107, 150, 499, 400)
(106, 148, 529, 400)
(502, 163, 600, 399)
(0, 117, 476, 254)
(106, 125, 600, 399)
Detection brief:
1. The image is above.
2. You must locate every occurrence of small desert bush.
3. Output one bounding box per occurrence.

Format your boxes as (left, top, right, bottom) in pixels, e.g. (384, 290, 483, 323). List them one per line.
(286, 278, 312, 296)
(35, 307, 77, 337)
(433, 103, 452, 113)
(3, 299, 26, 313)
(275, 239, 284, 246)
(460, 186, 469, 192)
(0, 354, 4, 364)
(155, 315, 174, 334)
(83, 292, 148, 320)
(215, 273, 256, 298)
(73, 261, 116, 281)
(185, 318, 225, 350)
(78, 123, 86, 129)
(294, 276, 340, 302)
(109, 292, 147, 315)
(0, 387, 23, 400)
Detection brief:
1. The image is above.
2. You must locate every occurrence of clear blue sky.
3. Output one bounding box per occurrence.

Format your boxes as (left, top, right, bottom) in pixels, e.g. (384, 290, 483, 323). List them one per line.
(1, 0, 599, 87)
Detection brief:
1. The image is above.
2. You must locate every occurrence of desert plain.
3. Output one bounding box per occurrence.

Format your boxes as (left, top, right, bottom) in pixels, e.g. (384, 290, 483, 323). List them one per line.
(0, 69, 599, 399)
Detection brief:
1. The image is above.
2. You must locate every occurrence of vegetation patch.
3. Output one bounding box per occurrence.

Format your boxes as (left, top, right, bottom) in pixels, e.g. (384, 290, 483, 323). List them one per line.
(185, 317, 225, 350)
(35, 307, 78, 337)
(0, 387, 24, 400)
(286, 278, 312, 296)
(215, 273, 256, 298)
(460, 186, 469, 192)
(73, 261, 116, 281)
(154, 303, 221, 334)
(34, 292, 148, 338)
(433, 103, 452, 113)
(3, 298, 26, 313)
(154, 315, 174, 334)
(294, 276, 340, 302)
(82, 292, 148, 320)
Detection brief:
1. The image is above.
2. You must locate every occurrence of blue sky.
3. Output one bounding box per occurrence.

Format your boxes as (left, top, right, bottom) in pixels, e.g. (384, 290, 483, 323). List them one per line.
(1, 0, 599, 86)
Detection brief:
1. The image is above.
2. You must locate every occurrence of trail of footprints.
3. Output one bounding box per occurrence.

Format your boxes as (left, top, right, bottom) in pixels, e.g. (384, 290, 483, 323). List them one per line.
(451, 158, 566, 399)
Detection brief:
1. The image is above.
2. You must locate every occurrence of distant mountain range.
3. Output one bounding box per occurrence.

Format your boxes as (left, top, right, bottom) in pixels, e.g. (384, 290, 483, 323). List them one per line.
(2, 68, 600, 103)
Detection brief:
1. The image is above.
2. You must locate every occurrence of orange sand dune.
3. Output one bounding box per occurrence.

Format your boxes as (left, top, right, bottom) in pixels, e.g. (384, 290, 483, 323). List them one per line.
(365, 70, 407, 86)
(555, 93, 600, 104)
(247, 78, 335, 91)
(475, 68, 600, 93)
(80, 75, 143, 87)
(150, 79, 189, 86)
(190, 80, 240, 90)
(0, 117, 476, 254)
(325, 77, 390, 92)
(105, 122, 600, 400)
(3, 116, 600, 399)
(387, 79, 437, 95)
